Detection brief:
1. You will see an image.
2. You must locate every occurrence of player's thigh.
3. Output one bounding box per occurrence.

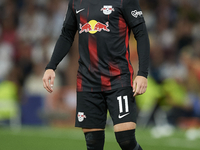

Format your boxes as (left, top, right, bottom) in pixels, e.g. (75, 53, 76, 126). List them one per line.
(106, 87, 137, 131)
(75, 91, 107, 129)
(114, 122, 136, 132)
(82, 128, 104, 133)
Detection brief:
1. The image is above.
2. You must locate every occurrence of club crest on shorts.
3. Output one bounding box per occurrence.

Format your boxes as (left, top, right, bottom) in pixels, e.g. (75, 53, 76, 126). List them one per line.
(101, 5, 114, 15)
(77, 112, 86, 122)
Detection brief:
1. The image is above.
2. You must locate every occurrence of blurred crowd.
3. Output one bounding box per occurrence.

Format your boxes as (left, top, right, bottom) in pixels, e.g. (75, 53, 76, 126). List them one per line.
(0, 0, 77, 127)
(135, 0, 200, 130)
(0, 0, 200, 129)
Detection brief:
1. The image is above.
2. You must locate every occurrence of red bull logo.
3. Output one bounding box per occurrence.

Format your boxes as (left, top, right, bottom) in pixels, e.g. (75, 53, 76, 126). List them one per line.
(79, 20, 110, 34)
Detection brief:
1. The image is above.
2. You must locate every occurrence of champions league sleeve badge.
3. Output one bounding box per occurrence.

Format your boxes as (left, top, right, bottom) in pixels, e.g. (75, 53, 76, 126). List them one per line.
(101, 5, 114, 15)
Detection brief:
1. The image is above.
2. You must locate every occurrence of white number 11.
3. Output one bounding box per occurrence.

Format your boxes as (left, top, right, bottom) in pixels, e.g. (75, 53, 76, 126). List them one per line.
(117, 95, 129, 113)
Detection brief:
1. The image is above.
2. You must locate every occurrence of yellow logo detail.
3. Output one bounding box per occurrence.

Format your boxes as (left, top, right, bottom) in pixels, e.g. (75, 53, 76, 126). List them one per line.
(79, 20, 110, 34)
(88, 20, 98, 34)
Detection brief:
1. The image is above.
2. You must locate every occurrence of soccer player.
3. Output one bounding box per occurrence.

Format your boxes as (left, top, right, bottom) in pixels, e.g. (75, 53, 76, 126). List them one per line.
(43, 0, 150, 149)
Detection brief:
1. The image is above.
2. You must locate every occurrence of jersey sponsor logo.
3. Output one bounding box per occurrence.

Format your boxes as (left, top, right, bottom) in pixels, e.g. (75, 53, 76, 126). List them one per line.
(131, 10, 143, 18)
(101, 5, 114, 15)
(118, 113, 130, 119)
(77, 112, 86, 122)
(76, 8, 85, 14)
(79, 20, 110, 34)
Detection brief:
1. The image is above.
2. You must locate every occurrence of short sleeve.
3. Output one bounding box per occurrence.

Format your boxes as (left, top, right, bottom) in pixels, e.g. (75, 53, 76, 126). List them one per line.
(121, 0, 145, 28)
(63, 0, 77, 30)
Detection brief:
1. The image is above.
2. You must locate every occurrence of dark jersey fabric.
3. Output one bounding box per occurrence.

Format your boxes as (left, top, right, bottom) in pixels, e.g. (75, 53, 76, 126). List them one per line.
(46, 0, 150, 92)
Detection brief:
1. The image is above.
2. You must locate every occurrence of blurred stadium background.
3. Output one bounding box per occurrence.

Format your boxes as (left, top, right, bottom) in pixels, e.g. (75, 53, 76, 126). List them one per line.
(0, 0, 200, 149)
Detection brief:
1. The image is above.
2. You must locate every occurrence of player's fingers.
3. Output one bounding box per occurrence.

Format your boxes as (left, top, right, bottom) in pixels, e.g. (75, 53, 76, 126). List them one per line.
(133, 85, 140, 97)
(44, 79, 52, 93)
(134, 83, 146, 96)
(133, 89, 139, 97)
(133, 81, 137, 92)
(43, 78, 52, 93)
(43, 80, 51, 93)
(139, 87, 144, 95)
(141, 85, 147, 94)
(46, 78, 53, 93)
(133, 92, 137, 97)
(138, 84, 147, 95)
(50, 76, 55, 91)
(140, 83, 147, 94)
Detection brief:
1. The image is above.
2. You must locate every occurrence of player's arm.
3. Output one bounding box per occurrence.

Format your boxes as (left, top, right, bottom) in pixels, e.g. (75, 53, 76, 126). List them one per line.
(43, 0, 77, 93)
(121, 0, 150, 96)
(132, 22, 150, 96)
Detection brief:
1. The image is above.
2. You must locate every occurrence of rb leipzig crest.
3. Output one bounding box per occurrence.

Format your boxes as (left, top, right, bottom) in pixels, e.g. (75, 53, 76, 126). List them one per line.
(101, 5, 114, 15)
(77, 112, 86, 122)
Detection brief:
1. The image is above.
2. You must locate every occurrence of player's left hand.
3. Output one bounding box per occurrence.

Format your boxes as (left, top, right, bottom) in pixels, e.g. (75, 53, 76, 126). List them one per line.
(133, 76, 147, 97)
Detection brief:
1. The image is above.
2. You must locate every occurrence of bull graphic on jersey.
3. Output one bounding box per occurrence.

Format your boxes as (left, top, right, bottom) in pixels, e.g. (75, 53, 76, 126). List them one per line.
(79, 20, 110, 34)
(79, 23, 92, 34)
(94, 22, 110, 32)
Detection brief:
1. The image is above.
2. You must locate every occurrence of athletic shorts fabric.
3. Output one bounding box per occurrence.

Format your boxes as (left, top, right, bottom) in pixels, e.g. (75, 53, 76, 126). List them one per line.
(75, 86, 137, 129)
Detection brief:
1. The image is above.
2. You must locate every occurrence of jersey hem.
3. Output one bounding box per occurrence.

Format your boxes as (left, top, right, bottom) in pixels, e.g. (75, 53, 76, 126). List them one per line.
(76, 85, 133, 92)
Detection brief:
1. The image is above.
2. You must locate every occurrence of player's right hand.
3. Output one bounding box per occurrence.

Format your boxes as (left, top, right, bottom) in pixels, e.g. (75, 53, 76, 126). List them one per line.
(42, 69, 55, 93)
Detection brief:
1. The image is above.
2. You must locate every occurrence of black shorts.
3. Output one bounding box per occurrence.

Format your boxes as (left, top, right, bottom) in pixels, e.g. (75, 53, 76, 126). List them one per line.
(75, 86, 137, 129)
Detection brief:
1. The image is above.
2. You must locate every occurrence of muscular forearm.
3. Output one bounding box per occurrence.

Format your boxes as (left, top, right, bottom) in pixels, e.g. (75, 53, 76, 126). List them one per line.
(132, 22, 150, 78)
